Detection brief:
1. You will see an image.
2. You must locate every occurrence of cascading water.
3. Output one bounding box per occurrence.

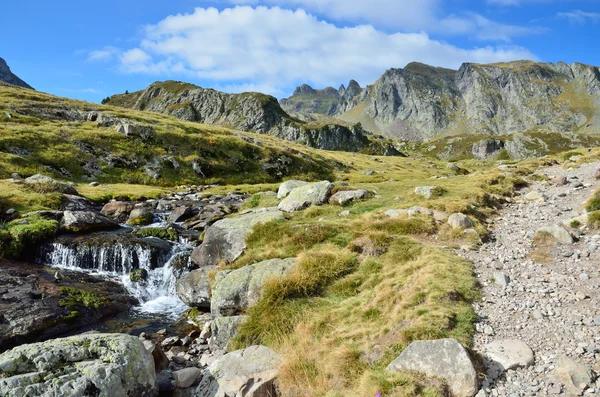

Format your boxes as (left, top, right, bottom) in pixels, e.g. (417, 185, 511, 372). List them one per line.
(39, 235, 190, 319)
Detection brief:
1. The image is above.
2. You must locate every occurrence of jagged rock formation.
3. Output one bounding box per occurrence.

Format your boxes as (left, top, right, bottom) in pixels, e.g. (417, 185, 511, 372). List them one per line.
(281, 61, 600, 141)
(106, 81, 384, 153)
(0, 58, 33, 89)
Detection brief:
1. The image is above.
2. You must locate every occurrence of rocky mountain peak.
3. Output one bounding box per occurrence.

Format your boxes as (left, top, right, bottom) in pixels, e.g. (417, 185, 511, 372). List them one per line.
(293, 84, 316, 95)
(0, 57, 33, 90)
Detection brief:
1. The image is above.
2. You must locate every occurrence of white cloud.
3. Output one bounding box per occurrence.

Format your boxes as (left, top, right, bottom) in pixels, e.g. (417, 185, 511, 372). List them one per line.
(439, 12, 545, 42)
(557, 10, 600, 24)
(87, 46, 119, 62)
(112, 6, 536, 96)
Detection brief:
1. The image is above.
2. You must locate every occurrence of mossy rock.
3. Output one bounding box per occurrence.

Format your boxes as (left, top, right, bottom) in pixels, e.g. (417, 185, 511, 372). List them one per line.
(130, 268, 149, 283)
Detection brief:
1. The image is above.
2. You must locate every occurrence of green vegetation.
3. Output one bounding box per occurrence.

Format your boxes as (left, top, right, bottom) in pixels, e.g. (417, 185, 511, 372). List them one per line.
(59, 287, 104, 310)
(133, 227, 179, 241)
(0, 214, 58, 258)
(587, 211, 600, 229)
(586, 189, 600, 212)
(129, 268, 148, 283)
(562, 151, 583, 161)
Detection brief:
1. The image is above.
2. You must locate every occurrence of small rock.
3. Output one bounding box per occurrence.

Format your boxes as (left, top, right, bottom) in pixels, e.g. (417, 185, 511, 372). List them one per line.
(173, 367, 202, 388)
(485, 339, 535, 371)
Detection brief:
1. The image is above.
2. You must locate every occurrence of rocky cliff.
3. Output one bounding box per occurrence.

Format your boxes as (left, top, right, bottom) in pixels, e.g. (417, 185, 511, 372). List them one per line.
(107, 81, 386, 153)
(281, 61, 600, 141)
(0, 58, 33, 89)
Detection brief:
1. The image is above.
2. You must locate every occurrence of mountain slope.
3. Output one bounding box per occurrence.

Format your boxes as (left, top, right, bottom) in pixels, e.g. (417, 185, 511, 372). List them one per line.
(106, 81, 394, 153)
(281, 61, 600, 141)
(0, 58, 33, 90)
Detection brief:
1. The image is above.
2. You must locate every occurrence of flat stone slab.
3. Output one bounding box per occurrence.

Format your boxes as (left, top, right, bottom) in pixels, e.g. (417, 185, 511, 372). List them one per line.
(485, 339, 534, 371)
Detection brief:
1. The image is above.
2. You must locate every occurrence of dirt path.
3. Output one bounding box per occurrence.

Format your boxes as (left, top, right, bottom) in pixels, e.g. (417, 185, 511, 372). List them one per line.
(462, 161, 600, 396)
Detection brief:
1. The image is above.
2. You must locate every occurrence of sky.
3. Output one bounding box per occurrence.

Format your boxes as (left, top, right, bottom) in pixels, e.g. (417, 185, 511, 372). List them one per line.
(2, 0, 600, 103)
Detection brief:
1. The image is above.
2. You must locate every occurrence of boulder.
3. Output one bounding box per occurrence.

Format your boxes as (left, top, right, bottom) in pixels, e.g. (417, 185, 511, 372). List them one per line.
(60, 210, 119, 233)
(472, 139, 504, 159)
(414, 186, 443, 199)
(115, 123, 153, 139)
(278, 181, 334, 212)
(176, 267, 215, 309)
(536, 224, 575, 244)
(194, 345, 282, 397)
(191, 208, 284, 266)
(328, 189, 369, 205)
(485, 339, 534, 371)
(128, 207, 154, 226)
(173, 367, 202, 388)
(551, 356, 594, 396)
(277, 180, 309, 199)
(551, 176, 568, 186)
(0, 333, 157, 397)
(101, 201, 136, 220)
(387, 338, 477, 397)
(211, 258, 295, 317)
(208, 316, 248, 354)
(169, 206, 196, 223)
(24, 174, 78, 195)
(525, 191, 546, 202)
(448, 213, 475, 230)
(61, 194, 96, 211)
(143, 339, 170, 372)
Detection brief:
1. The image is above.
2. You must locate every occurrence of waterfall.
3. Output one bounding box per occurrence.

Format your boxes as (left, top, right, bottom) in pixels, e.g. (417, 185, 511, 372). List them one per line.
(39, 238, 190, 318)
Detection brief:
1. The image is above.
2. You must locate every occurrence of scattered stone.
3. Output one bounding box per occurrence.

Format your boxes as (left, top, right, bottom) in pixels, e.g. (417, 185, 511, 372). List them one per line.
(328, 189, 369, 205)
(101, 201, 136, 220)
(173, 367, 202, 388)
(127, 207, 154, 226)
(276, 180, 309, 199)
(536, 224, 575, 244)
(278, 181, 334, 212)
(494, 272, 510, 286)
(88, 181, 100, 187)
(387, 339, 477, 397)
(448, 213, 475, 230)
(169, 206, 195, 223)
(552, 357, 594, 396)
(525, 191, 546, 201)
(363, 170, 376, 175)
(60, 210, 119, 233)
(485, 340, 535, 371)
(414, 186, 444, 199)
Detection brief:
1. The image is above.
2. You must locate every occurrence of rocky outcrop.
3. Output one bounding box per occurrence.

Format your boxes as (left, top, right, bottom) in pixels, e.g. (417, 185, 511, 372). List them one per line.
(278, 181, 333, 212)
(194, 345, 282, 397)
(0, 333, 158, 397)
(60, 210, 119, 233)
(208, 316, 248, 354)
(191, 208, 284, 266)
(106, 81, 377, 152)
(282, 61, 600, 142)
(0, 58, 33, 89)
(387, 338, 478, 397)
(211, 258, 295, 317)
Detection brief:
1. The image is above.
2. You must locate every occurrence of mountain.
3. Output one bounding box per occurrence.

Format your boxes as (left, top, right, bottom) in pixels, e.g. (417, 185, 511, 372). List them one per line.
(281, 61, 600, 141)
(0, 58, 33, 89)
(106, 81, 397, 154)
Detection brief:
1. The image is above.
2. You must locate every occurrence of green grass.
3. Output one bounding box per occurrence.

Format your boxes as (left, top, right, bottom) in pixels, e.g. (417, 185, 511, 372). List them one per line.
(0, 214, 59, 258)
(59, 287, 105, 310)
(588, 211, 600, 229)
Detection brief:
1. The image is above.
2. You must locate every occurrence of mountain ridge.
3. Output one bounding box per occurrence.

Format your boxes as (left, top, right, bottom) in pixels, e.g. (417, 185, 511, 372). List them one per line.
(0, 58, 33, 90)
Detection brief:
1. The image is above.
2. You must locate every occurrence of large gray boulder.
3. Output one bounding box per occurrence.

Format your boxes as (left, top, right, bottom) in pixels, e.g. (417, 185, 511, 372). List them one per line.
(194, 345, 282, 397)
(115, 123, 153, 139)
(328, 189, 369, 205)
(387, 338, 477, 397)
(24, 174, 78, 195)
(176, 266, 215, 309)
(278, 181, 334, 212)
(212, 258, 295, 317)
(101, 201, 136, 221)
(191, 208, 284, 266)
(536, 224, 575, 244)
(60, 210, 119, 233)
(414, 186, 443, 199)
(448, 213, 475, 230)
(277, 180, 309, 199)
(208, 316, 248, 355)
(0, 333, 158, 397)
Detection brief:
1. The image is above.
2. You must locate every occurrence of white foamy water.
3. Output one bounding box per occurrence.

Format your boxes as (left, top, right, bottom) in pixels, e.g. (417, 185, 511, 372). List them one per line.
(40, 239, 190, 319)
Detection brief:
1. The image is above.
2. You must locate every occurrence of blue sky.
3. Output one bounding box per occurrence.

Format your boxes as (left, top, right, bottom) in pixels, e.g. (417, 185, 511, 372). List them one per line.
(2, 0, 600, 103)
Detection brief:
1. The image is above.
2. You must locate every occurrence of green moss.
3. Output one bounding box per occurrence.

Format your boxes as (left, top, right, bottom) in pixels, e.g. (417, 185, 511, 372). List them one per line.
(3, 215, 59, 258)
(130, 268, 148, 283)
(58, 287, 104, 310)
(133, 227, 179, 241)
(126, 213, 153, 226)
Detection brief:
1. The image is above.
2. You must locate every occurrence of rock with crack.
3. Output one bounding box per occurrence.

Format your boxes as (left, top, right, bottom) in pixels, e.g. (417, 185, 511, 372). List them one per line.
(191, 208, 284, 266)
(211, 258, 295, 317)
(277, 180, 309, 199)
(387, 338, 477, 397)
(194, 345, 282, 397)
(278, 181, 334, 212)
(0, 333, 158, 397)
(328, 189, 369, 205)
(208, 316, 249, 355)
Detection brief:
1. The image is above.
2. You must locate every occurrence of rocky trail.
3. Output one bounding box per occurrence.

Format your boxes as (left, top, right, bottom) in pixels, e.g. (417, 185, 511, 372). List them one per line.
(463, 161, 600, 396)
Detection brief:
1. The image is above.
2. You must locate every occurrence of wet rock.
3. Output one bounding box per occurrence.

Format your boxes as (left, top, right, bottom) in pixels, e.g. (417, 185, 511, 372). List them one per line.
(191, 208, 284, 267)
(157, 370, 175, 392)
(278, 181, 334, 212)
(0, 333, 157, 397)
(169, 206, 196, 223)
(101, 201, 136, 221)
(60, 210, 119, 233)
(194, 345, 282, 397)
(387, 338, 477, 397)
(127, 208, 154, 226)
(211, 258, 295, 317)
(143, 340, 170, 372)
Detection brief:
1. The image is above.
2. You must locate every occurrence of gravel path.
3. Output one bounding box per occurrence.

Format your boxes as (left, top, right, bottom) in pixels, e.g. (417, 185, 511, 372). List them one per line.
(462, 161, 600, 396)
